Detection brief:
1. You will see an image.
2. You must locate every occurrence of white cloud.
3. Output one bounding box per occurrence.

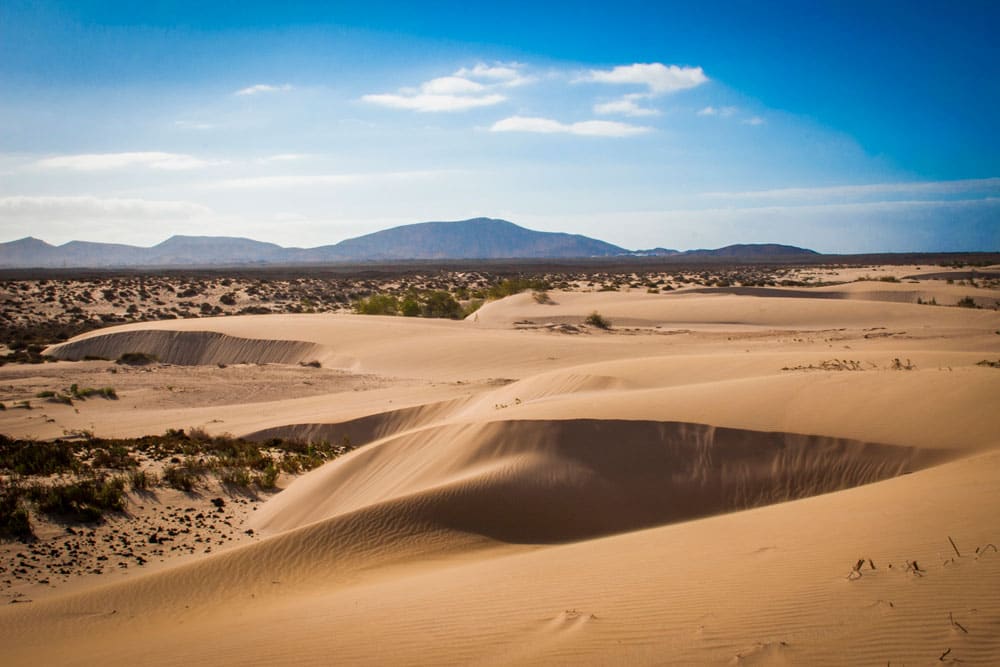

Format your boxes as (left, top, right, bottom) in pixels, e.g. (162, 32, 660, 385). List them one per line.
(34, 152, 223, 171)
(0, 196, 213, 221)
(584, 63, 708, 95)
(235, 84, 293, 96)
(490, 116, 650, 137)
(742, 116, 766, 126)
(454, 62, 534, 87)
(204, 170, 444, 189)
(703, 177, 1000, 201)
(697, 105, 738, 117)
(594, 94, 660, 117)
(258, 153, 310, 163)
(420, 76, 486, 95)
(362, 91, 505, 112)
(363, 63, 538, 112)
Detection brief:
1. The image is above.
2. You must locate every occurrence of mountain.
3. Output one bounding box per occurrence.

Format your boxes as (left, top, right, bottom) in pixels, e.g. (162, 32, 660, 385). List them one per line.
(679, 243, 820, 258)
(300, 218, 627, 261)
(0, 219, 820, 268)
(145, 236, 291, 265)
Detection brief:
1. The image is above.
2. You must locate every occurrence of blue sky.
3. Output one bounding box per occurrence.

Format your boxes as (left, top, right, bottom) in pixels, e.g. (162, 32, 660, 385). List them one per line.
(1, 0, 997, 252)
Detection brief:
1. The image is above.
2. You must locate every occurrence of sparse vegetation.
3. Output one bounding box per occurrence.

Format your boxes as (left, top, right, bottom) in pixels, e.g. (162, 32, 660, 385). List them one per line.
(956, 296, 979, 308)
(26, 476, 127, 523)
(584, 311, 612, 329)
(976, 359, 1000, 369)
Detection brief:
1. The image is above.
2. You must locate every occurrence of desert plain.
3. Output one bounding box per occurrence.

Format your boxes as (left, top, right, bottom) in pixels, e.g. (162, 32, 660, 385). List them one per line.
(1, 261, 999, 665)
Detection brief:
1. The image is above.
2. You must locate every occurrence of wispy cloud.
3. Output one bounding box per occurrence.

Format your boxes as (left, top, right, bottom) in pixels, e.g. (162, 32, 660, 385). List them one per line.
(490, 116, 650, 137)
(742, 116, 765, 126)
(235, 83, 293, 96)
(362, 62, 534, 112)
(0, 196, 212, 220)
(582, 63, 708, 95)
(34, 152, 224, 171)
(203, 170, 444, 189)
(697, 105, 738, 117)
(703, 177, 1000, 201)
(454, 62, 535, 87)
(173, 120, 216, 130)
(594, 94, 660, 117)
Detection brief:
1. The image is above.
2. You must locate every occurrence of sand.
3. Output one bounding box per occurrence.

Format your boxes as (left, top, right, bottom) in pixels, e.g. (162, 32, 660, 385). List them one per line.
(2, 270, 999, 665)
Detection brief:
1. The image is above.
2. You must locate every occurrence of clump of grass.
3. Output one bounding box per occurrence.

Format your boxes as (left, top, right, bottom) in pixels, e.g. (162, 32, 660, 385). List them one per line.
(253, 464, 280, 490)
(117, 351, 158, 365)
(0, 478, 33, 541)
(26, 476, 126, 523)
(299, 360, 322, 368)
(128, 469, 156, 491)
(162, 462, 201, 492)
(976, 359, 1000, 369)
(585, 311, 612, 329)
(957, 296, 980, 308)
(532, 290, 554, 304)
(486, 278, 551, 300)
(218, 467, 251, 487)
(0, 436, 79, 475)
(878, 275, 900, 283)
(68, 384, 117, 400)
(90, 443, 138, 469)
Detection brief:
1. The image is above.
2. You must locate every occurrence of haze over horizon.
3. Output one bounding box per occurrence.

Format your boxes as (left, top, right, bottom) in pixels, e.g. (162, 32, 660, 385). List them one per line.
(1, 1, 998, 253)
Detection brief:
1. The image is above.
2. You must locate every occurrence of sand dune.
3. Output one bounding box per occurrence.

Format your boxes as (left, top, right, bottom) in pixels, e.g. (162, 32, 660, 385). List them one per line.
(5, 279, 1000, 665)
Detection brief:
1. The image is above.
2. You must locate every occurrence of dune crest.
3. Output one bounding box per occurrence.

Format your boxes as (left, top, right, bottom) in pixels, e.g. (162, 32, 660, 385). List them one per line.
(46, 329, 322, 366)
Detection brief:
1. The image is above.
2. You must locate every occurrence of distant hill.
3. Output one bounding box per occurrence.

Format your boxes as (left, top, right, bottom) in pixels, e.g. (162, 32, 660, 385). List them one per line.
(0, 218, 820, 268)
(679, 244, 819, 258)
(299, 218, 626, 261)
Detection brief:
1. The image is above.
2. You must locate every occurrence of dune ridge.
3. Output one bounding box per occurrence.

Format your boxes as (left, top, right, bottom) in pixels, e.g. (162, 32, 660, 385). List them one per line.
(251, 418, 951, 543)
(46, 329, 323, 366)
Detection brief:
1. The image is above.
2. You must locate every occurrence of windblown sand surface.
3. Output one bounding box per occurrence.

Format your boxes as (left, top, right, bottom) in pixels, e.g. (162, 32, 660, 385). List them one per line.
(3, 272, 1000, 665)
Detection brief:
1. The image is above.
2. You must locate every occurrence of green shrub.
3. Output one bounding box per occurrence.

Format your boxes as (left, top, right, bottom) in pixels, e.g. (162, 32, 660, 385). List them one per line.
(400, 297, 421, 317)
(353, 294, 399, 315)
(422, 291, 463, 319)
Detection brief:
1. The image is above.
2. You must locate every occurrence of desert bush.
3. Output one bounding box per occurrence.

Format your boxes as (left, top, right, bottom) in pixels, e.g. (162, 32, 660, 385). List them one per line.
(299, 360, 322, 368)
(162, 463, 200, 492)
(218, 467, 251, 487)
(585, 311, 612, 329)
(254, 464, 280, 489)
(27, 476, 126, 522)
(129, 469, 156, 491)
(0, 479, 33, 540)
(0, 436, 78, 475)
(90, 444, 138, 469)
(353, 294, 399, 315)
(486, 278, 551, 300)
(957, 296, 979, 308)
(532, 290, 554, 304)
(400, 296, 421, 317)
(422, 291, 463, 319)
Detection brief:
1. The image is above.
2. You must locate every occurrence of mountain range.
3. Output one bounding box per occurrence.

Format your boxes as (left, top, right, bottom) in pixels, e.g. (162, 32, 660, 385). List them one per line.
(0, 218, 818, 268)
